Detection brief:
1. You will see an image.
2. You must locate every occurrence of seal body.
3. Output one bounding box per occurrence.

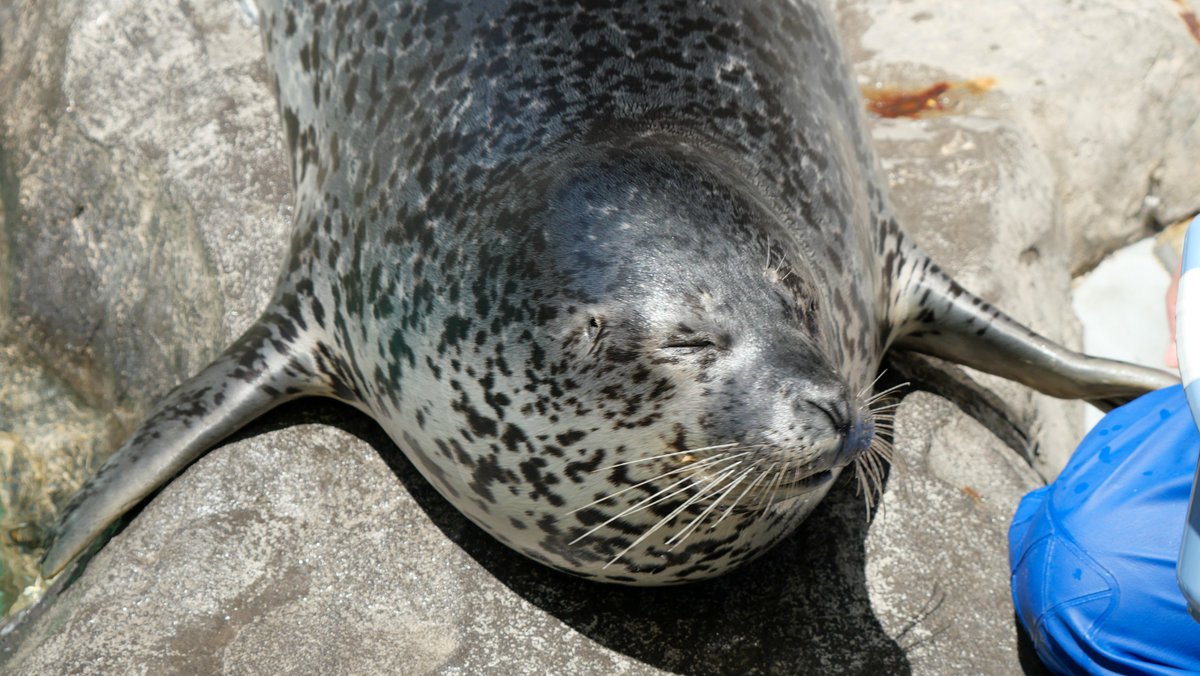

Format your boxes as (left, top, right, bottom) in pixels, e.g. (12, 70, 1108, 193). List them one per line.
(41, 0, 1175, 584)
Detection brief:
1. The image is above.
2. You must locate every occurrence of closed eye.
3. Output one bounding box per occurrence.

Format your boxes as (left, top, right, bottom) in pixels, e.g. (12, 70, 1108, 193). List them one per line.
(664, 338, 714, 348)
(662, 336, 717, 353)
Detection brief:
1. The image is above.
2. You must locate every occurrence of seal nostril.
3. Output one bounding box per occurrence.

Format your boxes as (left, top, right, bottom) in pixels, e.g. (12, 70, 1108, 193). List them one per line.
(810, 399, 847, 429)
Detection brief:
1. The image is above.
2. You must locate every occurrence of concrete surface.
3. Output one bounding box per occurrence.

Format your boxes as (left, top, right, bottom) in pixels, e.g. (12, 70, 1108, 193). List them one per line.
(0, 0, 1197, 673)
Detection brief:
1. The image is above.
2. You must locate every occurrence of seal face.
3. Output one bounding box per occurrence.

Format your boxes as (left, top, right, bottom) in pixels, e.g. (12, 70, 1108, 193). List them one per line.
(367, 141, 884, 581)
(40, 0, 1175, 584)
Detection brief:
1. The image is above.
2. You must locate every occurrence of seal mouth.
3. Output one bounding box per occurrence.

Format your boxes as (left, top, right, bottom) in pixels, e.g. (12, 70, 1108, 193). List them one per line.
(787, 469, 835, 490)
(755, 468, 837, 503)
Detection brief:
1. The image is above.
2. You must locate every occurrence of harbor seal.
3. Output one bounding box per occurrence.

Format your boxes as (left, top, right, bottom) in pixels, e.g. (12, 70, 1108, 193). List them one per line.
(41, 0, 1175, 584)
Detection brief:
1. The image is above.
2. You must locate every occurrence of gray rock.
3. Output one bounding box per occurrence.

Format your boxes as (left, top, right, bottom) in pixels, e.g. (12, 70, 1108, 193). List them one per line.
(0, 0, 1196, 673)
(838, 0, 1200, 275)
(866, 393, 1044, 673)
(1, 0, 290, 411)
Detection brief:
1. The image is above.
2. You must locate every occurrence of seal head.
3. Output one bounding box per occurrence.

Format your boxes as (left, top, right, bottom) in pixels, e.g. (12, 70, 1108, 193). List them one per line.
(413, 141, 880, 581)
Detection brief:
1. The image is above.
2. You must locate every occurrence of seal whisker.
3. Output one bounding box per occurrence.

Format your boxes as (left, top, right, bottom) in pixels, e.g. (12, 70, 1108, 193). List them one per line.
(864, 381, 910, 406)
(595, 442, 746, 471)
(852, 457, 874, 512)
(569, 451, 756, 545)
(569, 476, 700, 546)
(868, 410, 897, 423)
(667, 465, 751, 549)
(852, 455, 881, 511)
(604, 466, 736, 568)
(566, 453, 744, 515)
(870, 436, 905, 488)
(866, 463, 884, 510)
(709, 466, 763, 530)
(865, 455, 881, 493)
(870, 437, 897, 459)
(744, 461, 779, 511)
(854, 455, 874, 490)
(851, 428, 905, 512)
(666, 464, 748, 549)
(768, 464, 790, 508)
(785, 458, 802, 487)
(859, 370, 890, 400)
(869, 450, 895, 473)
(759, 463, 788, 512)
(868, 452, 886, 489)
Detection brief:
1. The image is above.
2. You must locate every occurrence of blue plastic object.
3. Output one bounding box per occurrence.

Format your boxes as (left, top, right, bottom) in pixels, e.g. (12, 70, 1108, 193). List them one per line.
(1009, 386, 1200, 674)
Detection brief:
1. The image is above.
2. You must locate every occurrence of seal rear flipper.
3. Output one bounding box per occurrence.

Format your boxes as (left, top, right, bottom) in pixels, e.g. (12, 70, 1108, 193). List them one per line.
(889, 254, 1177, 411)
(40, 316, 324, 578)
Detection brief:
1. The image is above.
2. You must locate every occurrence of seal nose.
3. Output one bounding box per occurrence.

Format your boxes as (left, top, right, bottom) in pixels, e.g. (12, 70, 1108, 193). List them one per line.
(836, 416, 873, 466)
(796, 382, 867, 469)
(809, 398, 850, 436)
(797, 378, 852, 435)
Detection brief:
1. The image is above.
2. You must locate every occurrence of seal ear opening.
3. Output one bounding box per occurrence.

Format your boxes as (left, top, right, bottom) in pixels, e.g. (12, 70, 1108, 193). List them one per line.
(585, 315, 604, 343)
(39, 316, 324, 579)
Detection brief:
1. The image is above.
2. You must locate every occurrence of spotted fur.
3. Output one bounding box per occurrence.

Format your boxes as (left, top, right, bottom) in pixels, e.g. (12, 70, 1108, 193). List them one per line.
(42, 0, 1174, 584)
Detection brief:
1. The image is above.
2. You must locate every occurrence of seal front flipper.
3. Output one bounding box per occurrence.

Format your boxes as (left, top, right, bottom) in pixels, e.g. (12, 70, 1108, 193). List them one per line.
(40, 314, 324, 578)
(888, 245, 1177, 411)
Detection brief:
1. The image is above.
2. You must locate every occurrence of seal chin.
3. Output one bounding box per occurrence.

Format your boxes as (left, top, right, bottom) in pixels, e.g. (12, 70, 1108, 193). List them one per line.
(740, 466, 839, 509)
(777, 468, 837, 494)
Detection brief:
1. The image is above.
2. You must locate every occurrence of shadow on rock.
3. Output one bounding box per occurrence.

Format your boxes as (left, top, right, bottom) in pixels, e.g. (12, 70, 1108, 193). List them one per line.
(301, 401, 911, 675)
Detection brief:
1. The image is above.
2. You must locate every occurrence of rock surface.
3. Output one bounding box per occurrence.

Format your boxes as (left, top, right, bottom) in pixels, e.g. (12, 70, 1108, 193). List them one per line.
(0, 0, 1197, 673)
(839, 0, 1200, 275)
